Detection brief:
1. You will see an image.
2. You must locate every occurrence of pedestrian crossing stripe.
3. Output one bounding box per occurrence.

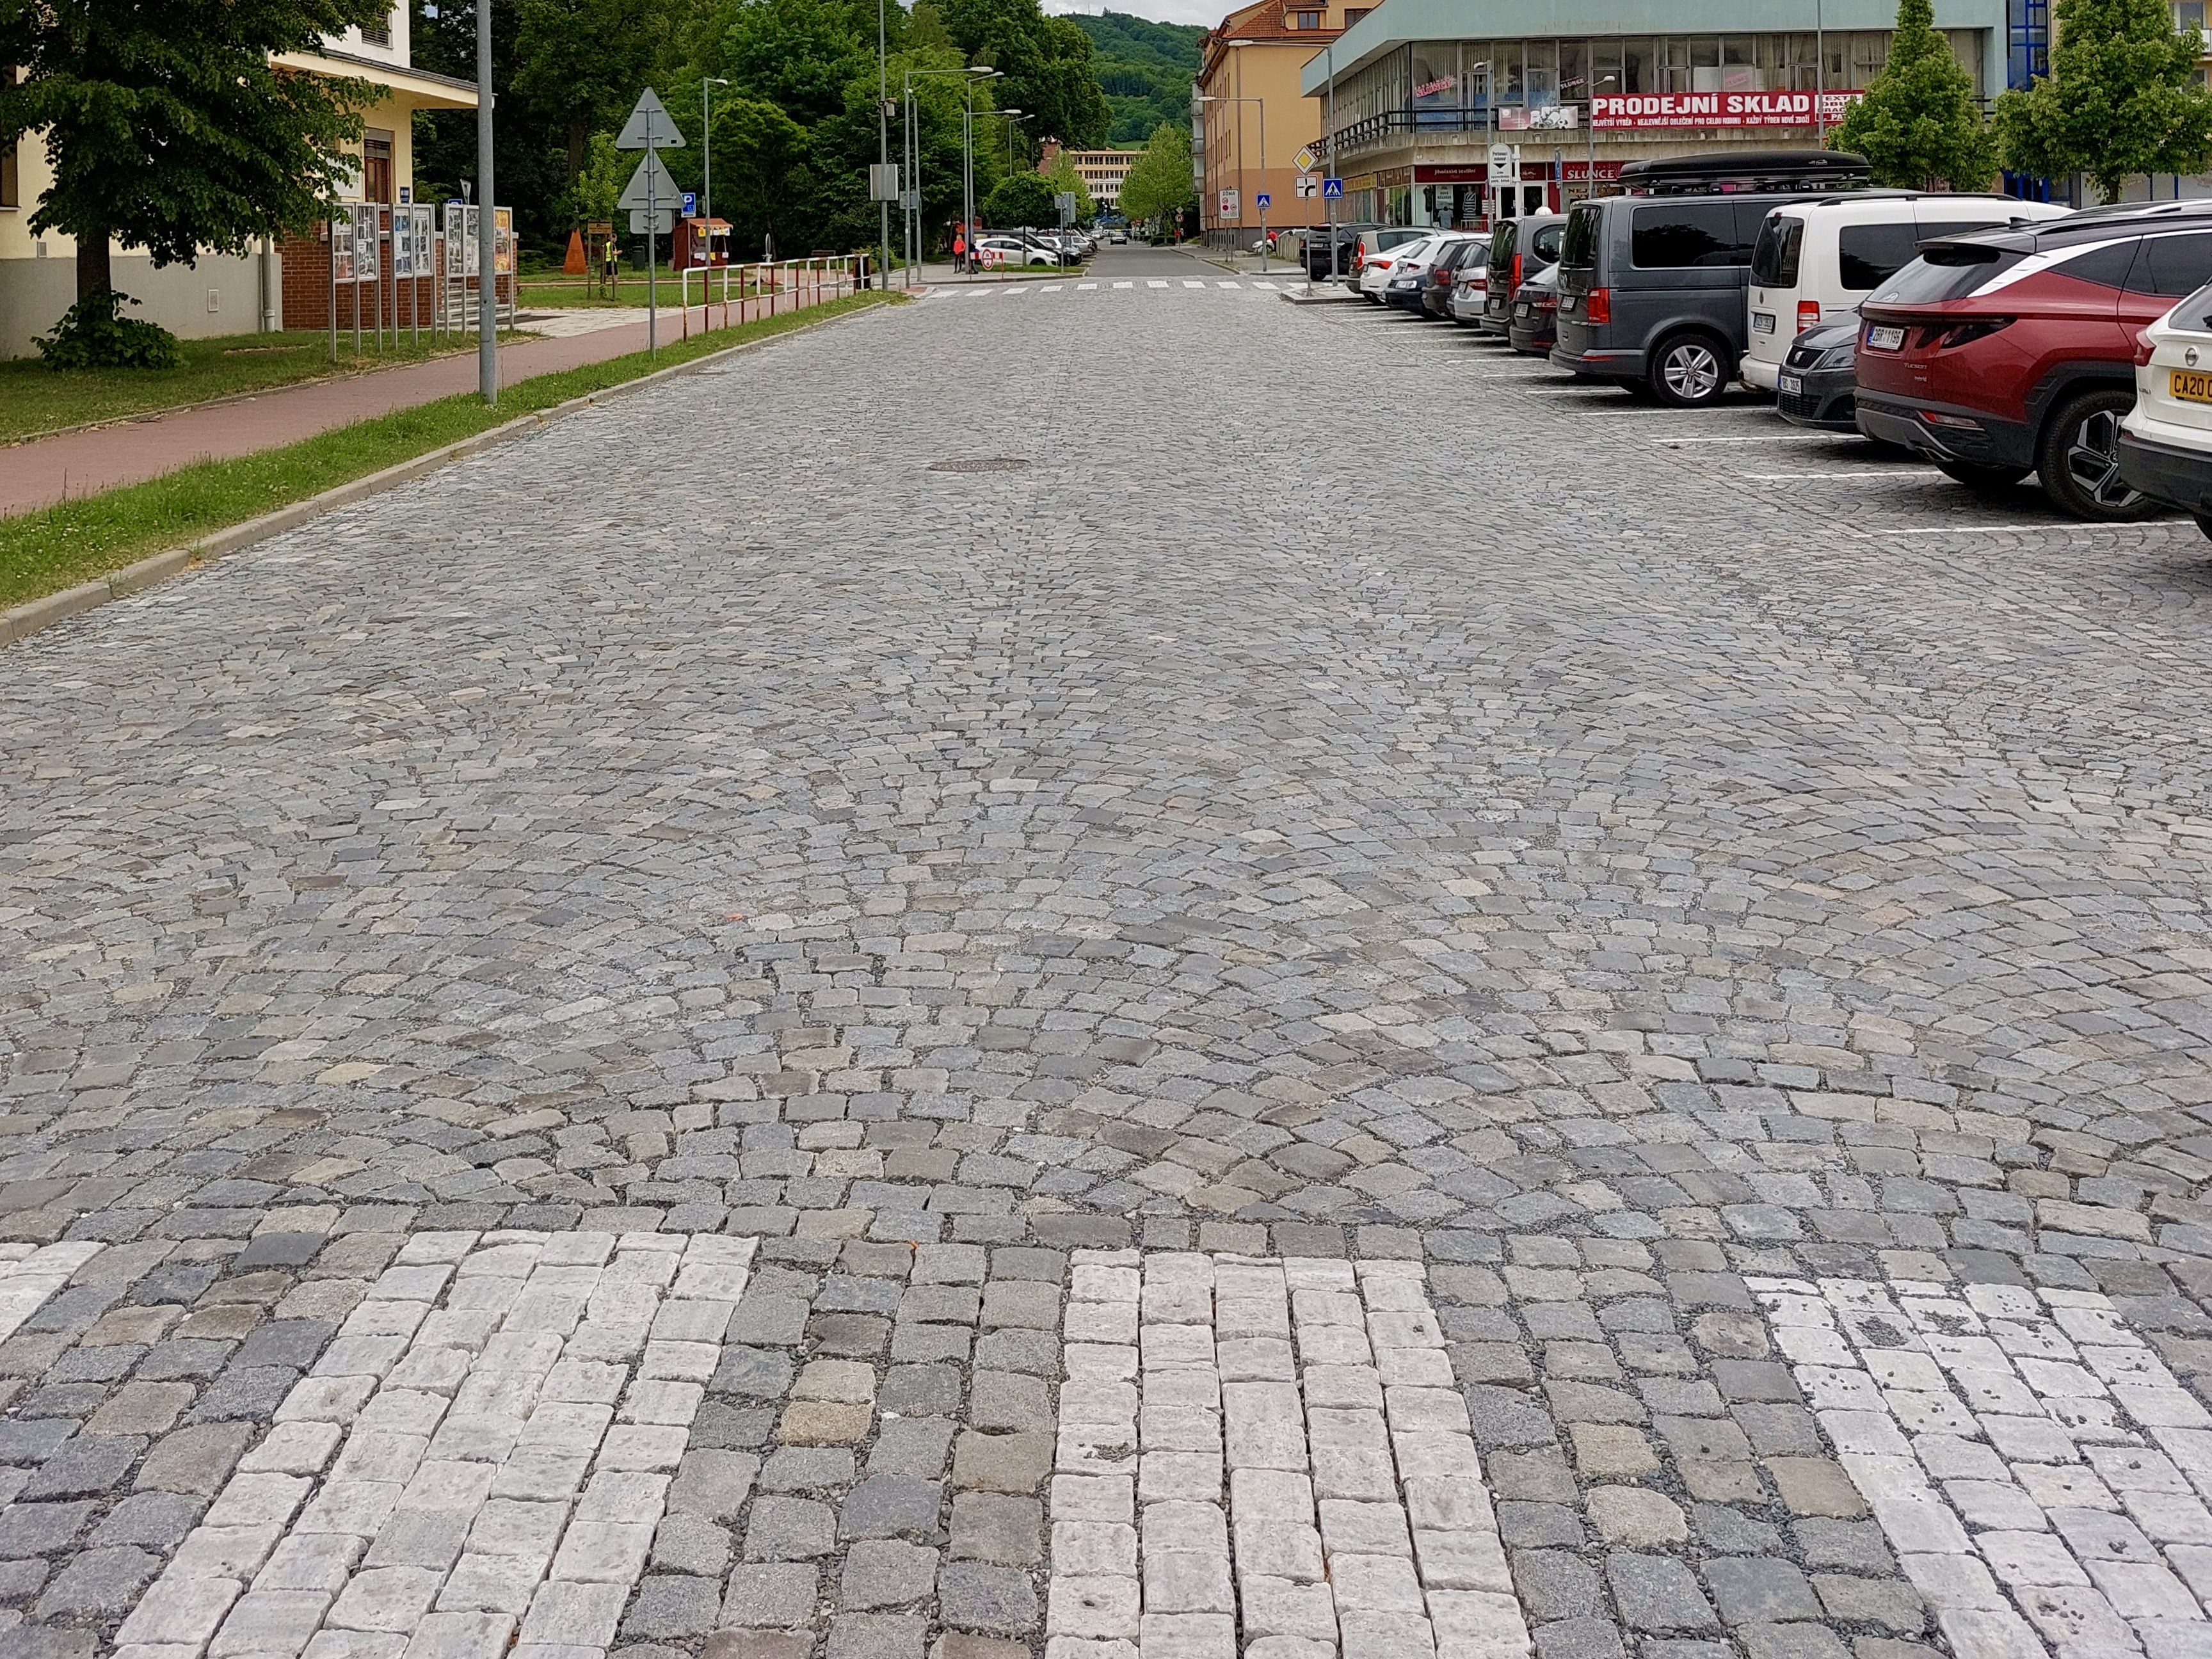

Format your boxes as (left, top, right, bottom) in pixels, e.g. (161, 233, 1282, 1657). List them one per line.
(919, 280, 1283, 301)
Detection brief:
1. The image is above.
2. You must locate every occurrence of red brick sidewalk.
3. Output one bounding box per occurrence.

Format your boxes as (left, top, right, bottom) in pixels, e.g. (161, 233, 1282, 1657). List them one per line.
(2, 291, 833, 519)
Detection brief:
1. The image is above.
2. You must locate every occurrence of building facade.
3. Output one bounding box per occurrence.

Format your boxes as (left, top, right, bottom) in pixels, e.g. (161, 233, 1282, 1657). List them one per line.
(1, 8, 474, 357)
(1196, 0, 1358, 245)
(1062, 149, 1142, 212)
(1297, 0, 2010, 230)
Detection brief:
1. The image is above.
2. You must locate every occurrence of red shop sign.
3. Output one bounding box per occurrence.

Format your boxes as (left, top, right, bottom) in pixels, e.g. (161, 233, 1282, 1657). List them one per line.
(1592, 90, 1861, 129)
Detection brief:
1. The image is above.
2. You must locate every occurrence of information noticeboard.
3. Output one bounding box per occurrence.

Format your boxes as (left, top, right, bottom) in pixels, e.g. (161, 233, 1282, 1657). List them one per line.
(351, 203, 381, 282)
(332, 211, 355, 284)
(493, 207, 515, 276)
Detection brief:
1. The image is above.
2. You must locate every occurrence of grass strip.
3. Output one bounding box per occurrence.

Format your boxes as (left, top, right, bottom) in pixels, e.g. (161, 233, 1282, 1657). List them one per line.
(1, 292, 893, 612)
(0, 330, 483, 447)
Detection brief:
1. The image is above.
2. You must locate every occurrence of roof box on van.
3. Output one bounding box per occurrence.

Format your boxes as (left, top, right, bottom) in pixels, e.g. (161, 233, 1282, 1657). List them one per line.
(1616, 149, 1871, 196)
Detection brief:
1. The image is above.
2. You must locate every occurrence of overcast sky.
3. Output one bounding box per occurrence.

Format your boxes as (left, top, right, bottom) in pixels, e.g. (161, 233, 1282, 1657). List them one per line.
(1045, 0, 1224, 30)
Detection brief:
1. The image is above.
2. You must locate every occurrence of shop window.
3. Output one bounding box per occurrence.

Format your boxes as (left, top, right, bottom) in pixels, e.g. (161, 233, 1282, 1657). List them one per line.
(1690, 38, 1721, 92)
(1560, 39, 1588, 100)
(363, 131, 394, 202)
(1721, 37, 1759, 90)
(1498, 40, 1523, 101)
(1621, 40, 1652, 93)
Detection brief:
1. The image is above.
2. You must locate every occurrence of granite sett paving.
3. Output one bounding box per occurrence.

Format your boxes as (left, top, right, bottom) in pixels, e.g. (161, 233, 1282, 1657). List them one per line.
(4, 244, 2212, 1655)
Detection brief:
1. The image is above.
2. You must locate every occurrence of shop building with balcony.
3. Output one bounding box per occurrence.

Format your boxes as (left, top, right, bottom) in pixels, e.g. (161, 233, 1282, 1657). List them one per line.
(1, 10, 474, 356)
(1297, 0, 2008, 230)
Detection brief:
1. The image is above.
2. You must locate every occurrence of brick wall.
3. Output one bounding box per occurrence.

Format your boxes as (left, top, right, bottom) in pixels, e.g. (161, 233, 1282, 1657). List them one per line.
(280, 221, 508, 332)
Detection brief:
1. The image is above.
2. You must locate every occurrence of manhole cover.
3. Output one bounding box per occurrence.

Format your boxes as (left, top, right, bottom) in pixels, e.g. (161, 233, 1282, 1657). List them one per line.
(927, 457, 1030, 473)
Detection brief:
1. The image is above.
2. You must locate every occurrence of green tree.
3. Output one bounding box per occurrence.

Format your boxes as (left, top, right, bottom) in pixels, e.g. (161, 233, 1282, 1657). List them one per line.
(1066, 10, 1204, 145)
(705, 0, 867, 129)
(1828, 0, 1996, 188)
(0, 0, 385, 315)
(1043, 147, 1095, 221)
(942, 0, 1108, 148)
(1995, 0, 2212, 201)
(570, 130, 630, 229)
(1116, 119, 1192, 229)
(513, 0, 665, 183)
(984, 169, 1057, 226)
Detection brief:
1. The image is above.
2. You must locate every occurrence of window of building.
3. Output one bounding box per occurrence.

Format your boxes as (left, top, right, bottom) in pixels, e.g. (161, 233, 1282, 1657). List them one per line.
(1345, 8, 1368, 22)
(1294, 10, 1322, 27)
(362, 10, 391, 44)
(2176, 0, 2205, 31)
(363, 131, 394, 202)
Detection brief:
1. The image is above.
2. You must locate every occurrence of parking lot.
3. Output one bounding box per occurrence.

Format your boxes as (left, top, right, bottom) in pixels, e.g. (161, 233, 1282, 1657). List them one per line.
(5, 249, 2212, 1659)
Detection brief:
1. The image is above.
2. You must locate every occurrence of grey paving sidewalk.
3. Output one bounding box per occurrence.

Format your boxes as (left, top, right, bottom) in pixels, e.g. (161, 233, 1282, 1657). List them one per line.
(3, 249, 2212, 1659)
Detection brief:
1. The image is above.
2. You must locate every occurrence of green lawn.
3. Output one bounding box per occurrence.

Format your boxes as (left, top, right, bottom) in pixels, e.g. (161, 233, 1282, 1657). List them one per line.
(518, 271, 861, 309)
(1, 291, 895, 613)
(0, 330, 481, 447)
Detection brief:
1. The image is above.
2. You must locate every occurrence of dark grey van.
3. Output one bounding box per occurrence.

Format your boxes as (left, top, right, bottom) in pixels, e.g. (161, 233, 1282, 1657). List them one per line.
(1480, 214, 1565, 337)
(1550, 151, 1872, 406)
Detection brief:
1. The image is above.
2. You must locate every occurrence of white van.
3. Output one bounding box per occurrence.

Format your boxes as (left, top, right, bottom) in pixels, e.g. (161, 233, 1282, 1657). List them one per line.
(1742, 194, 2071, 391)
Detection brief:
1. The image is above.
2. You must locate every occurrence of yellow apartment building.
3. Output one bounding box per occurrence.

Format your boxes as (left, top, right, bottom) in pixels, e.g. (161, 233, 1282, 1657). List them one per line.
(1196, 0, 1360, 245)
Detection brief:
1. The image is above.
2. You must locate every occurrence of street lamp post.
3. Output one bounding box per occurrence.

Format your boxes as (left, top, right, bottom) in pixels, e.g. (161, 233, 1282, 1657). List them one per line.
(1003, 110, 1030, 176)
(1196, 90, 1265, 273)
(703, 77, 728, 234)
(963, 69, 1002, 264)
(877, 0, 889, 288)
(1323, 38, 1336, 285)
(475, 0, 495, 403)
(1815, 0, 1827, 141)
(903, 67, 993, 280)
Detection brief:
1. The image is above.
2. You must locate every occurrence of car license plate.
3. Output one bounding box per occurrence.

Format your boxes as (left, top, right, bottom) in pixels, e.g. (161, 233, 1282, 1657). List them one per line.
(1752, 312, 1775, 335)
(1865, 324, 1905, 351)
(1778, 373, 1803, 394)
(2172, 369, 2212, 404)
(1516, 303, 1530, 317)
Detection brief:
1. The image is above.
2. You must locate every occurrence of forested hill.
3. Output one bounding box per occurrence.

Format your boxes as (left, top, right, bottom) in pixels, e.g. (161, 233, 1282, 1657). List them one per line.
(1066, 11, 1206, 145)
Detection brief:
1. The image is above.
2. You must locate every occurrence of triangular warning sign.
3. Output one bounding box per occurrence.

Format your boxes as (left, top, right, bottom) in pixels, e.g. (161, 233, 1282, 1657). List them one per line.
(616, 150, 684, 210)
(615, 88, 685, 150)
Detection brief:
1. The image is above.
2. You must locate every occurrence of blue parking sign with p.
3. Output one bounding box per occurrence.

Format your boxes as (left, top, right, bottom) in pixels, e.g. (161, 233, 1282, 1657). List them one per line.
(682, 191, 698, 214)
(1322, 177, 1344, 198)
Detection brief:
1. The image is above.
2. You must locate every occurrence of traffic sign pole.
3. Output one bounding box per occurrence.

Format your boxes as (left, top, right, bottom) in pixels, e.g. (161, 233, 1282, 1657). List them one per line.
(476, 0, 495, 404)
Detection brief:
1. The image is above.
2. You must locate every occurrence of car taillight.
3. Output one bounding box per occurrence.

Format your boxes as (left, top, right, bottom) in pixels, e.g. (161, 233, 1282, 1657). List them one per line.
(1512, 254, 1523, 289)
(1584, 288, 1610, 325)
(1354, 249, 1365, 270)
(1537, 291, 1558, 310)
(2135, 329, 2159, 367)
(1797, 300, 1821, 333)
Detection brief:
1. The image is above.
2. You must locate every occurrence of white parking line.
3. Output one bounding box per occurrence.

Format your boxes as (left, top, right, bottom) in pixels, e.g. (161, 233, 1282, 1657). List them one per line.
(1654, 434, 1861, 444)
(1149, 280, 1169, 289)
(1078, 282, 1097, 290)
(1742, 470, 1942, 480)
(1115, 281, 1134, 289)
(1217, 281, 1240, 289)
(1042, 284, 1062, 293)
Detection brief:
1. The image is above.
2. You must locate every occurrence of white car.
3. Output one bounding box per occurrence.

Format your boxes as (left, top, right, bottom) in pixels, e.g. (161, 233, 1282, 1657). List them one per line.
(1360, 234, 1438, 303)
(1742, 194, 2069, 390)
(1448, 259, 1489, 325)
(2119, 280, 2212, 534)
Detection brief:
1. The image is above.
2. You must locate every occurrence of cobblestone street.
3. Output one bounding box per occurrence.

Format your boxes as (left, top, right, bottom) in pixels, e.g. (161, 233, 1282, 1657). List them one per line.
(7, 250, 2212, 1659)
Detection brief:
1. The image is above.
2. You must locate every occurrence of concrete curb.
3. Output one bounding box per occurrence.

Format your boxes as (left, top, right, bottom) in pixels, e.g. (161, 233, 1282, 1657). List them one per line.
(0, 295, 894, 653)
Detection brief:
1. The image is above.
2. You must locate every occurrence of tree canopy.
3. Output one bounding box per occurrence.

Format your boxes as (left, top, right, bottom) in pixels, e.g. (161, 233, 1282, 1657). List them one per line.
(1, 0, 389, 304)
(1066, 12, 1203, 146)
(1994, 0, 2212, 202)
(1828, 0, 1996, 189)
(1116, 119, 1193, 230)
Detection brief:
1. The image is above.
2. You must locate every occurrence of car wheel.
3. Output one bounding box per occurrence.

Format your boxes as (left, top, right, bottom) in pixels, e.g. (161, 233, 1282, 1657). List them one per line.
(1934, 459, 2029, 494)
(2037, 389, 2160, 521)
(1649, 332, 1731, 408)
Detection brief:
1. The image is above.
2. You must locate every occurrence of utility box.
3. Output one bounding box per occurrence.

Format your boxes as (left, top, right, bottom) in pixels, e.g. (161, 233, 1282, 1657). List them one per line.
(675, 216, 732, 269)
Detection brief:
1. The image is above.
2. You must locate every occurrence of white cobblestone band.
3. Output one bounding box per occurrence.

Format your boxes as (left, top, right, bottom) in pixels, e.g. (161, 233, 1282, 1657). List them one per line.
(0, 1243, 104, 1345)
(1048, 1250, 1529, 1659)
(113, 1229, 756, 1659)
(1752, 1274, 2212, 1658)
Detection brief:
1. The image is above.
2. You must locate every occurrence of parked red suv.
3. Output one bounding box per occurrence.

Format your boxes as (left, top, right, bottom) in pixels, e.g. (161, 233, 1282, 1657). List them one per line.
(1854, 201, 2212, 519)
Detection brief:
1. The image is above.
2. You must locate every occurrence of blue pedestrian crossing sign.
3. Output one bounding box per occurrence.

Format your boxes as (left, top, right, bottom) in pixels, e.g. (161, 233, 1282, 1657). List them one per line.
(1322, 177, 1344, 198)
(1254, 192, 1271, 209)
